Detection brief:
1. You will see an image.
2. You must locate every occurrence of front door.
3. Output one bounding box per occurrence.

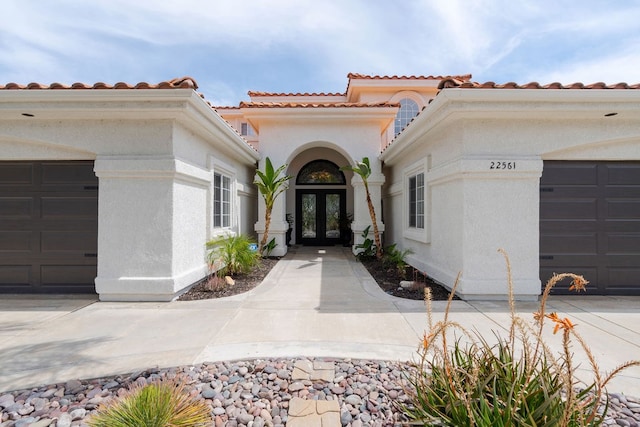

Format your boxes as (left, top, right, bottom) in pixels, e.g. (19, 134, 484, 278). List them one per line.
(296, 189, 346, 246)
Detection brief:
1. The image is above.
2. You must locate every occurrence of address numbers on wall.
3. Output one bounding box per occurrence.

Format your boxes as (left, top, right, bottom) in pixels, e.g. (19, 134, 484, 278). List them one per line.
(489, 161, 516, 170)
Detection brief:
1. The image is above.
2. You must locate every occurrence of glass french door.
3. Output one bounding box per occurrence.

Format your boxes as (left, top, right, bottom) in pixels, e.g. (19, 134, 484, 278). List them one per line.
(296, 189, 346, 246)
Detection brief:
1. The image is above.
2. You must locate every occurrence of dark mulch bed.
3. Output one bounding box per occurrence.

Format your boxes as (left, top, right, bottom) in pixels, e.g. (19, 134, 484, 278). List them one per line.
(178, 253, 454, 301)
(360, 258, 456, 301)
(178, 257, 280, 301)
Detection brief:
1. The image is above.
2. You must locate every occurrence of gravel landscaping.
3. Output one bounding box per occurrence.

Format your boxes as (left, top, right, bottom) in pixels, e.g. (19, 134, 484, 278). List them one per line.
(2, 358, 639, 426)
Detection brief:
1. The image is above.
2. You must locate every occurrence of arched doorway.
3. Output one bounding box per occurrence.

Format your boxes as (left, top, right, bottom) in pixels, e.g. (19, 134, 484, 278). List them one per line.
(295, 159, 347, 246)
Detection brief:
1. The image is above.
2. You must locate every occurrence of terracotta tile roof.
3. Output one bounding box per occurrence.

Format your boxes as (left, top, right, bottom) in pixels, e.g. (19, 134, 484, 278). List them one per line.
(248, 91, 344, 97)
(348, 73, 473, 82)
(438, 79, 640, 90)
(238, 101, 399, 108)
(0, 77, 199, 90)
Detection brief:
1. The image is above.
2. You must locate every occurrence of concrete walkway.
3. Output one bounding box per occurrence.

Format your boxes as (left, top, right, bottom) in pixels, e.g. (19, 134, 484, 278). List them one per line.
(1, 246, 639, 397)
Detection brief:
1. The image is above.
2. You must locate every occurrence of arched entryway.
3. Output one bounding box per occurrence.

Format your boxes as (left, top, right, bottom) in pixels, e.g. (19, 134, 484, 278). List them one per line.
(285, 147, 354, 247)
(296, 160, 347, 246)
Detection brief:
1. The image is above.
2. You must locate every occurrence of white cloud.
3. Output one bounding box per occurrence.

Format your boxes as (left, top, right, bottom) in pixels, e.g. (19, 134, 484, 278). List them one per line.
(1, 0, 639, 100)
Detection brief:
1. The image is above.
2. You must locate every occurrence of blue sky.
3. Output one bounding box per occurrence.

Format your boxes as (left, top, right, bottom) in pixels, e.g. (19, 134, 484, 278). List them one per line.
(1, 0, 639, 106)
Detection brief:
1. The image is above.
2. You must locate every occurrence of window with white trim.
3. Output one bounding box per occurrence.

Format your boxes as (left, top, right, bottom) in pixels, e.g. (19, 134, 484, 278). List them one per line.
(213, 172, 231, 228)
(408, 172, 424, 229)
(394, 98, 420, 135)
(240, 122, 255, 136)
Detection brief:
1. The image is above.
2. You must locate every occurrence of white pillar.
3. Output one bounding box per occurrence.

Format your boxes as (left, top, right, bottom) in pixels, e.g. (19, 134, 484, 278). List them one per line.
(455, 158, 543, 301)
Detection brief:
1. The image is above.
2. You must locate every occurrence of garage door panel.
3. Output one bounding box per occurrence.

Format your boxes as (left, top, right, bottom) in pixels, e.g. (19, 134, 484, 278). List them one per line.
(0, 231, 33, 252)
(540, 199, 598, 220)
(606, 164, 640, 185)
(541, 163, 598, 185)
(41, 231, 97, 253)
(0, 161, 97, 294)
(41, 196, 98, 218)
(0, 197, 34, 217)
(0, 163, 34, 187)
(0, 266, 31, 284)
(540, 233, 597, 254)
(605, 268, 640, 295)
(41, 162, 97, 186)
(540, 161, 640, 295)
(606, 200, 640, 218)
(606, 234, 640, 253)
(540, 220, 597, 232)
(41, 265, 97, 285)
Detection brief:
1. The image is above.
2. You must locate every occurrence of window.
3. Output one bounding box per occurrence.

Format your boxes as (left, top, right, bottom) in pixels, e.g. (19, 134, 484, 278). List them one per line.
(394, 98, 420, 135)
(240, 122, 255, 136)
(213, 172, 231, 228)
(296, 160, 346, 185)
(409, 172, 424, 229)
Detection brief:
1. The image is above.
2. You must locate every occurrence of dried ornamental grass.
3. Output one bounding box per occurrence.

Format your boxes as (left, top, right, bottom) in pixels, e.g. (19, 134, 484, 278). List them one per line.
(403, 249, 640, 427)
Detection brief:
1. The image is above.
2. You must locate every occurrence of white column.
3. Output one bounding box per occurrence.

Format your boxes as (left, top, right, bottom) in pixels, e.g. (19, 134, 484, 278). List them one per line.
(456, 157, 544, 300)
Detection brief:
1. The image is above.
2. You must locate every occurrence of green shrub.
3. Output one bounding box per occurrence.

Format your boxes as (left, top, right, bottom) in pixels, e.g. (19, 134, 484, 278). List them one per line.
(87, 378, 212, 427)
(382, 243, 412, 278)
(355, 225, 377, 260)
(207, 234, 260, 276)
(262, 237, 277, 257)
(403, 249, 640, 427)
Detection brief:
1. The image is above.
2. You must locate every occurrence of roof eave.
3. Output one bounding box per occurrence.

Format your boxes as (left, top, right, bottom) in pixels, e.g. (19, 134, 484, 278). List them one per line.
(381, 88, 640, 164)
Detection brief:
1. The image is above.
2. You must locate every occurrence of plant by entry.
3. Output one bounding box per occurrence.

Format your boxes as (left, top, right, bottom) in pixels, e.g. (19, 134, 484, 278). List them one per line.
(341, 157, 382, 259)
(255, 157, 292, 256)
(354, 225, 377, 260)
(206, 234, 260, 277)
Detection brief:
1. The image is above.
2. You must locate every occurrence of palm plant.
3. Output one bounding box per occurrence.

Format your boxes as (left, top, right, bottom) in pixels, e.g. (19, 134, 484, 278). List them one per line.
(341, 157, 382, 259)
(254, 157, 292, 256)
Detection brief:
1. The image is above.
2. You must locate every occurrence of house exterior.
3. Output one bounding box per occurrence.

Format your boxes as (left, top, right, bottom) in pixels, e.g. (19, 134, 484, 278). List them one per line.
(1, 74, 639, 301)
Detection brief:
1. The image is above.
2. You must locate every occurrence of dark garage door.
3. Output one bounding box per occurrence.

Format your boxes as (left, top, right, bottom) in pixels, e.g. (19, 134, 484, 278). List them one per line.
(0, 161, 98, 293)
(540, 161, 640, 295)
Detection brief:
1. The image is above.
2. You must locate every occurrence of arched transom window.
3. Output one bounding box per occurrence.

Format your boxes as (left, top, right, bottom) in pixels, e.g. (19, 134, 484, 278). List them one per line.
(296, 160, 346, 185)
(394, 98, 420, 135)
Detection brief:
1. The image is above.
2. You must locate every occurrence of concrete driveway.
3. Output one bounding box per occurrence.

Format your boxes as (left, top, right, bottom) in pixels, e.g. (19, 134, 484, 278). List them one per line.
(1, 246, 639, 396)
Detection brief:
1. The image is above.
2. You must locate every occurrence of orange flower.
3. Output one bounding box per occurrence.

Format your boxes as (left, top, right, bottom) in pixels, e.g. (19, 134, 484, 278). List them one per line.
(422, 332, 434, 349)
(545, 312, 576, 334)
(568, 276, 588, 292)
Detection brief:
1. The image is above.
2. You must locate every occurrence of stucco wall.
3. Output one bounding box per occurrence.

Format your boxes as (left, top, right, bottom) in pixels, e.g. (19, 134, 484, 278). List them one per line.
(252, 116, 387, 255)
(0, 90, 259, 301)
(382, 89, 640, 300)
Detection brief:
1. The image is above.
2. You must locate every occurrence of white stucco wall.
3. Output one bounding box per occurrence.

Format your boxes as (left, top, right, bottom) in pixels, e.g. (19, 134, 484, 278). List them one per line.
(381, 88, 640, 300)
(0, 89, 259, 301)
(246, 110, 392, 256)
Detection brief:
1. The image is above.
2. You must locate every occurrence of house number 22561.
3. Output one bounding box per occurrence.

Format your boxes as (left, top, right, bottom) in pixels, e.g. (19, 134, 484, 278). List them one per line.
(490, 161, 516, 170)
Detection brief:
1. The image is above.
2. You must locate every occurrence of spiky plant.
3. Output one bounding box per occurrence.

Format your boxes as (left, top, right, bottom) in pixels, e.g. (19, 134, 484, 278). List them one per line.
(87, 377, 212, 427)
(403, 249, 640, 426)
(206, 233, 260, 277)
